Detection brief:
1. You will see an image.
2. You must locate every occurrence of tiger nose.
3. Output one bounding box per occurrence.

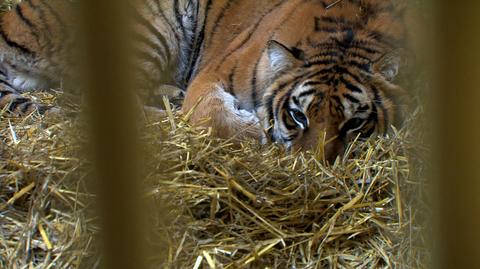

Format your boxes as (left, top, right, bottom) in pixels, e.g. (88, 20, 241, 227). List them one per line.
(292, 135, 346, 163)
(324, 138, 346, 164)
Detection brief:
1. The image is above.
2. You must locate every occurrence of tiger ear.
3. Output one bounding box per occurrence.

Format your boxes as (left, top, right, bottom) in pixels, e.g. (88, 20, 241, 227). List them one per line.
(267, 40, 304, 74)
(372, 49, 406, 82)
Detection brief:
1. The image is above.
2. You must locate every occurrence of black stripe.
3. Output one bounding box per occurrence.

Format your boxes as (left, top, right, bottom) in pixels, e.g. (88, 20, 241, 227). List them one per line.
(285, 135, 297, 142)
(251, 0, 309, 118)
(265, 0, 308, 49)
(132, 31, 167, 64)
(265, 82, 289, 131)
(335, 104, 344, 117)
(318, 15, 349, 25)
(0, 27, 33, 55)
(0, 90, 14, 98)
(330, 76, 339, 89)
(15, 4, 44, 48)
(292, 96, 300, 106)
(303, 81, 323, 87)
(266, 70, 323, 130)
(298, 89, 316, 99)
(144, 0, 179, 44)
(340, 118, 365, 136)
(315, 26, 337, 33)
(359, 109, 377, 138)
(0, 79, 15, 90)
(179, 0, 200, 87)
(8, 97, 29, 112)
(157, 7, 180, 43)
(0, 68, 7, 77)
(266, 93, 284, 129)
(303, 59, 337, 68)
(40, 0, 67, 37)
(282, 109, 296, 130)
(350, 41, 382, 55)
(215, 0, 287, 70)
(371, 86, 388, 134)
(173, 0, 187, 38)
(361, 125, 375, 138)
(347, 51, 373, 62)
(343, 93, 359, 103)
(306, 37, 334, 49)
(251, 58, 261, 108)
(335, 67, 363, 84)
(331, 95, 341, 105)
(227, 62, 237, 97)
(359, 111, 377, 138)
(304, 69, 334, 81)
(315, 17, 336, 32)
(310, 39, 382, 56)
(15, 5, 34, 28)
(340, 77, 363, 93)
(185, 0, 212, 84)
(348, 60, 370, 71)
(133, 10, 171, 64)
(135, 51, 164, 76)
(370, 101, 379, 123)
(310, 51, 340, 59)
(357, 104, 370, 112)
(207, 0, 236, 48)
(307, 33, 382, 57)
(25, 0, 53, 48)
(274, 80, 303, 122)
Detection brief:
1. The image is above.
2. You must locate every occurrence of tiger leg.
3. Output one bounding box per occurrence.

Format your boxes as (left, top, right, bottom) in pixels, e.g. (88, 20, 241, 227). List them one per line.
(0, 0, 69, 116)
(145, 84, 185, 109)
(0, 83, 51, 115)
(182, 75, 265, 142)
(0, 63, 59, 115)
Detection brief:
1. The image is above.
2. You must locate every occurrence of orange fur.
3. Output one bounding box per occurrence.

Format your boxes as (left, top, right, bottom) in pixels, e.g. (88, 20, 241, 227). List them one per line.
(0, 0, 413, 160)
(183, 0, 412, 161)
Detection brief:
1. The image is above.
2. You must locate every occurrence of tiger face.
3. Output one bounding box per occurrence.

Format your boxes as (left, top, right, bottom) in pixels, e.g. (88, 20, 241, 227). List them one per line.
(261, 40, 406, 162)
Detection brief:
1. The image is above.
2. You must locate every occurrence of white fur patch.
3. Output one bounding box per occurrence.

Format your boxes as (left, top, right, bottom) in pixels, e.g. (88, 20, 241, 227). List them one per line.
(292, 85, 315, 109)
(341, 85, 369, 119)
(12, 74, 41, 92)
(215, 86, 259, 122)
(215, 86, 267, 143)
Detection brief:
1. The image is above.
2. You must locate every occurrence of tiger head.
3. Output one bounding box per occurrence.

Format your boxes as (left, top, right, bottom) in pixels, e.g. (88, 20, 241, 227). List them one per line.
(260, 40, 408, 163)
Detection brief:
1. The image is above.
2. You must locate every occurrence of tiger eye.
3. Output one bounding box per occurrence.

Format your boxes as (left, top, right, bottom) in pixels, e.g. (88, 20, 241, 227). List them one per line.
(340, 118, 365, 135)
(290, 109, 308, 128)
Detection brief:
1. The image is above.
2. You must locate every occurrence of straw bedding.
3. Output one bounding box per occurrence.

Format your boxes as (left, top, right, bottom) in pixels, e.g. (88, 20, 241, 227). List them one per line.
(0, 1, 429, 267)
(0, 88, 428, 268)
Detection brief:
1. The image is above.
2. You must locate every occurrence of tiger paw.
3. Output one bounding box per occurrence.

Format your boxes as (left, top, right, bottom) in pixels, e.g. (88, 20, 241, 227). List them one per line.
(152, 84, 185, 107)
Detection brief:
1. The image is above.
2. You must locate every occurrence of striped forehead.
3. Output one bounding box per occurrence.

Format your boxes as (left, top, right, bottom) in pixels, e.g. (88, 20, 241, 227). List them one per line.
(335, 78, 370, 118)
(289, 73, 370, 105)
(302, 75, 371, 120)
(290, 84, 317, 109)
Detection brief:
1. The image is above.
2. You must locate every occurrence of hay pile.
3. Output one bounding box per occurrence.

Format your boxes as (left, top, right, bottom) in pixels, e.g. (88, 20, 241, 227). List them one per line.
(0, 90, 428, 268)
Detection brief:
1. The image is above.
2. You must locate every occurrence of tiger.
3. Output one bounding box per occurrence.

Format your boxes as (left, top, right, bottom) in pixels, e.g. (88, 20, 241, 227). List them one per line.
(0, 0, 412, 162)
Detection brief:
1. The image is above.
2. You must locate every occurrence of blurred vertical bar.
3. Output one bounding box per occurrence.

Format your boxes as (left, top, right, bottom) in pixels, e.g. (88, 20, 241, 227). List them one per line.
(436, 1, 480, 268)
(79, 0, 145, 268)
